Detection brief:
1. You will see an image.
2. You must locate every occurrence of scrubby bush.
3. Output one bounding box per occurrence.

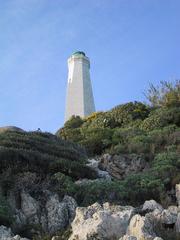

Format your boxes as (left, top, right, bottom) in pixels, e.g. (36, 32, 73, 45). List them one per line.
(145, 80, 180, 107)
(140, 107, 180, 131)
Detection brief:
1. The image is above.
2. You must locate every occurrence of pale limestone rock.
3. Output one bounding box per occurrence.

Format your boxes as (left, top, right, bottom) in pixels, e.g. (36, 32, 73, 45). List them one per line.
(127, 214, 156, 240)
(176, 184, 180, 206)
(142, 200, 163, 212)
(69, 202, 134, 240)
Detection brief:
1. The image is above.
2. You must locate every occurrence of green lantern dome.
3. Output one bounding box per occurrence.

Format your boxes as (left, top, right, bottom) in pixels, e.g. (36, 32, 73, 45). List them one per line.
(72, 51, 86, 56)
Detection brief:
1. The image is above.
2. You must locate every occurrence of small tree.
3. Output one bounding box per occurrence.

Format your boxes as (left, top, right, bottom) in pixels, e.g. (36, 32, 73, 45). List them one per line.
(145, 80, 180, 107)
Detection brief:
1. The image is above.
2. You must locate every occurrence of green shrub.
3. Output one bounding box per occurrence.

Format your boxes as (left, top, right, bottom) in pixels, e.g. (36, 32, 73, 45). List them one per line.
(140, 107, 180, 131)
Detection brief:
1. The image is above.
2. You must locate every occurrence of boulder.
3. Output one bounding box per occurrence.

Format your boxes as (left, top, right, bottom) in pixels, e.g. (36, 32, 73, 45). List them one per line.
(127, 214, 156, 240)
(142, 200, 163, 212)
(69, 202, 134, 240)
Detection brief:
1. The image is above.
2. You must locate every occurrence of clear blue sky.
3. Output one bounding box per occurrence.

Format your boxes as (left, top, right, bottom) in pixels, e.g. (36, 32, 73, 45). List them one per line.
(0, 0, 180, 133)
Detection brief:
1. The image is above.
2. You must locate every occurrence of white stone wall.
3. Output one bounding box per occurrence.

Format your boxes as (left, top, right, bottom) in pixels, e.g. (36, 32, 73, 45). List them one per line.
(65, 54, 95, 121)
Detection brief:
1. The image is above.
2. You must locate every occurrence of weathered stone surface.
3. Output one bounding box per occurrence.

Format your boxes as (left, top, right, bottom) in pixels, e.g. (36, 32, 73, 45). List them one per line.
(69, 202, 134, 240)
(160, 206, 178, 224)
(87, 159, 111, 180)
(12, 192, 77, 234)
(46, 194, 77, 233)
(176, 184, 180, 206)
(127, 214, 156, 240)
(142, 200, 163, 212)
(99, 154, 148, 180)
(21, 192, 40, 225)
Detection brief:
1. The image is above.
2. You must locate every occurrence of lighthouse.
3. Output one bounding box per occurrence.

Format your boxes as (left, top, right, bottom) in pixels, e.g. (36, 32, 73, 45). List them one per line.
(65, 51, 95, 122)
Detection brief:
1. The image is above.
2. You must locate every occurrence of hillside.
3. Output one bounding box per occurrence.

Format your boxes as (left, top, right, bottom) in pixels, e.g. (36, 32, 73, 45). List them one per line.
(57, 81, 180, 207)
(0, 81, 179, 239)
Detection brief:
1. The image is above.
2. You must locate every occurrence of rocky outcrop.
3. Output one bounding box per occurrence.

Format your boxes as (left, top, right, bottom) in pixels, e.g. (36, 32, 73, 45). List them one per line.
(68, 196, 180, 240)
(69, 202, 134, 240)
(13, 192, 77, 234)
(99, 154, 148, 180)
(0, 226, 29, 240)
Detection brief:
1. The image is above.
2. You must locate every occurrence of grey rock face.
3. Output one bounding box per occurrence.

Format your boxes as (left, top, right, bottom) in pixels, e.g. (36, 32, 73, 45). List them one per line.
(13, 192, 77, 234)
(21, 192, 40, 225)
(46, 194, 77, 233)
(99, 154, 148, 180)
(87, 159, 111, 180)
(69, 202, 135, 240)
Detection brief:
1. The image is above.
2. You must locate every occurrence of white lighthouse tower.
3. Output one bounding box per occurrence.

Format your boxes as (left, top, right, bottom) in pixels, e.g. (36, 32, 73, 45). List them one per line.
(65, 51, 95, 122)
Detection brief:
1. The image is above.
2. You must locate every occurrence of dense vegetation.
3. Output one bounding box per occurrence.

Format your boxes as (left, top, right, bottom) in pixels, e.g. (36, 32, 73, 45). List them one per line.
(0, 130, 96, 226)
(57, 81, 180, 206)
